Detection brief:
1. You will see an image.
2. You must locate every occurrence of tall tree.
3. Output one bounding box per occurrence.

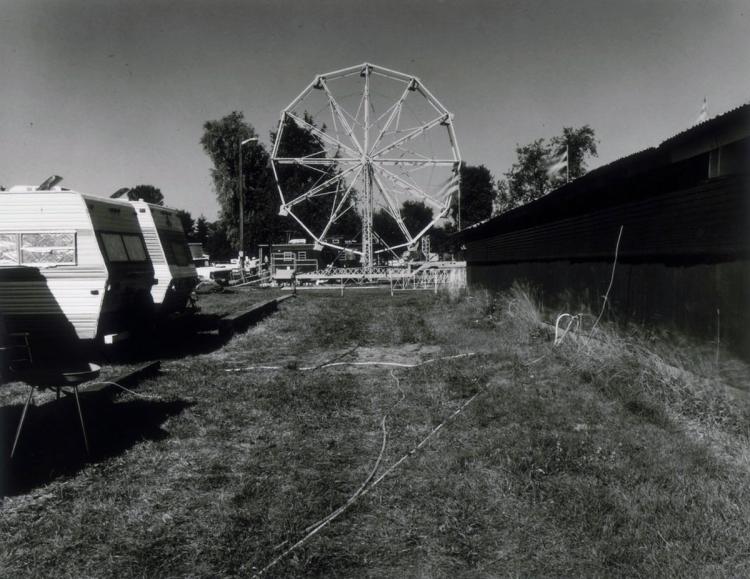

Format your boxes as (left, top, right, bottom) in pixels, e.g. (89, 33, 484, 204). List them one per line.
(503, 139, 550, 208)
(450, 163, 495, 229)
(194, 215, 209, 245)
(373, 209, 401, 248)
(175, 209, 195, 239)
(373, 200, 433, 249)
(401, 200, 433, 237)
(204, 220, 234, 262)
(499, 125, 599, 213)
(128, 184, 164, 205)
(200, 111, 278, 253)
(550, 125, 598, 182)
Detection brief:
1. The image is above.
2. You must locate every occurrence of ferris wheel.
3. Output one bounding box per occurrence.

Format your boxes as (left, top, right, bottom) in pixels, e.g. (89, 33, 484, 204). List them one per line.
(270, 63, 461, 268)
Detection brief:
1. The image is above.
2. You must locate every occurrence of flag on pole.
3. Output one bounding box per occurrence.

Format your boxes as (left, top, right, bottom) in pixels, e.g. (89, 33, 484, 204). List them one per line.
(696, 97, 708, 124)
(546, 146, 568, 179)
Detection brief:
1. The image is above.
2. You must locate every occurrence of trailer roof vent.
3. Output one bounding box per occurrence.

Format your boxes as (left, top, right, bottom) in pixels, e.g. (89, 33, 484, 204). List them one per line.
(110, 187, 131, 199)
(38, 175, 63, 190)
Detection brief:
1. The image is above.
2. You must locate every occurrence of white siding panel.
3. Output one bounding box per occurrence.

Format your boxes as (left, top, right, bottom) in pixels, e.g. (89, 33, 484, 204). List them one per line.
(0, 279, 105, 339)
(0, 191, 108, 339)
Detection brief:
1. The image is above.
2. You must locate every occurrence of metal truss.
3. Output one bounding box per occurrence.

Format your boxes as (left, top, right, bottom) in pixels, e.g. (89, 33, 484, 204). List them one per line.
(295, 262, 466, 290)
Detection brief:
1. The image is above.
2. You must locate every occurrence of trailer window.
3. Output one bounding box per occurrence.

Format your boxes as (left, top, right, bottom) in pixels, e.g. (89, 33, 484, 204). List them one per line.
(122, 234, 147, 261)
(169, 242, 192, 266)
(101, 233, 129, 262)
(101, 233, 148, 262)
(0, 233, 19, 265)
(20, 233, 76, 266)
(157, 229, 192, 266)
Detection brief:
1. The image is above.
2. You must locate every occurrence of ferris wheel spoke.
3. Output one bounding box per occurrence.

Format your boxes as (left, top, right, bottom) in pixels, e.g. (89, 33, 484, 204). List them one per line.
(368, 79, 416, 156)
(285, 111, 359, 158)
(320, 191, 357, 239)
(319, 79, 364, 155)
(284, 164, 362, 209)
(371, 113, 450, 158)
(325, 165, 363, 224)
(372, 164, 445, 212)
(273, 157, 361, 166)
(375, 158, 458, 167)
(370, 171, 413, 242)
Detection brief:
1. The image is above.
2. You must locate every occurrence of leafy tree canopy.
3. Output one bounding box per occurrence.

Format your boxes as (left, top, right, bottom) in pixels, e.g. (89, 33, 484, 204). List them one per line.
(128, 184, 164, 205)
(175, 209, 195, 239)
(450, 163, 495, 229)
(402, 200, 433, 237)
(200, 111, 278, 252)
(194, 216, 210, 245)
(497, 125, 598, 214)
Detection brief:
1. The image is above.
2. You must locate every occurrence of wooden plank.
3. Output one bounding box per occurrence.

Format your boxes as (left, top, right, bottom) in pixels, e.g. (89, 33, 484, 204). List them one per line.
(218, 299, 278, 338)
(86, 361, 161, 397)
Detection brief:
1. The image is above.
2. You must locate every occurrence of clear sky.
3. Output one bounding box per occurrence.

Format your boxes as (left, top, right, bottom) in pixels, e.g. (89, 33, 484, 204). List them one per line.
(1, 0, 748, 219)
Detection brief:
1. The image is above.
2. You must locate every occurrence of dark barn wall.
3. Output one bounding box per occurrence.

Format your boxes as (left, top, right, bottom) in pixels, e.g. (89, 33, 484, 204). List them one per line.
(464, 175, 750, 358)
(468, 259, 750, 357)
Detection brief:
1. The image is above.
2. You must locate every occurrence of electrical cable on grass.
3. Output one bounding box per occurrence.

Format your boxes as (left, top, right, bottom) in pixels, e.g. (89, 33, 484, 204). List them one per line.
(87, 381, 161, 400)
(553, 313, 582, 346)
(254, 359, 480, 577)
(225, 352, 474, 373)
(587, 225, 624, 342)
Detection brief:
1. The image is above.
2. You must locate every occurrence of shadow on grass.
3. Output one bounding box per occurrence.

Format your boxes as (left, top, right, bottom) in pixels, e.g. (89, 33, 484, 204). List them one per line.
(0, 389, 193, 498)
(102, 313, 230, 363)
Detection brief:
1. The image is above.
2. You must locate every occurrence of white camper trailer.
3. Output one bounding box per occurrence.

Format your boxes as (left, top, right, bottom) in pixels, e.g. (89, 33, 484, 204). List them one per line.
(0, 185, 155, 353)
(129, 200, 198, 314)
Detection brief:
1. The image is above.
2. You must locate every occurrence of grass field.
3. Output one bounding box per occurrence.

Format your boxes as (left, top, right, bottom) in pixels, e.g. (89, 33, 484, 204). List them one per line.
(2, 287, 750, 577)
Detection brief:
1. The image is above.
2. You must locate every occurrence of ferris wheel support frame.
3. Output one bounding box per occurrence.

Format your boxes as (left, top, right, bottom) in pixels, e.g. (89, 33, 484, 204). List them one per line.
(271, 63, 461, 269)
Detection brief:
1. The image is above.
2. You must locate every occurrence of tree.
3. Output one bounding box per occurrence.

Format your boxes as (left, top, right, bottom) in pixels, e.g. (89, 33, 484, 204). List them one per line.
(550, 125, 598, 182)
(200, 111, 278, 254)
(127, 184, 164, 205)
(503, 139, 550, 208)
(450, 163, 495, 229)
(194, 215, 209, 245)
(401, 200, 433, 237)
(204, 220, 234, 262)
(373, 209, 401, 248)
(176, 209, 195, 239)
(499, 125, 599, 213)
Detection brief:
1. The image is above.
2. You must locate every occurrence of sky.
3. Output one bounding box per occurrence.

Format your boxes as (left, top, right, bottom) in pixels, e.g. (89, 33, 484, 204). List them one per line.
(1, 0, 748, 219)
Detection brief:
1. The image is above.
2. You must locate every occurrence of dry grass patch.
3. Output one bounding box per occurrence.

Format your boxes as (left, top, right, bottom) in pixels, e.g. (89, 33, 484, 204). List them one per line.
(2, 288, 750, 577)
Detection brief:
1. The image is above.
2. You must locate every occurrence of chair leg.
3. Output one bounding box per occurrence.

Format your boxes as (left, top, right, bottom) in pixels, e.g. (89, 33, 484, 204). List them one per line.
(10, 386, 34, 458)
(72, 385, 90, 455)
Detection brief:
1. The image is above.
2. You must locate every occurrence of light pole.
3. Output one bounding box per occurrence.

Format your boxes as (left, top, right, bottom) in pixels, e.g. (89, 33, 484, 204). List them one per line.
(238, 137, 258, 281)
